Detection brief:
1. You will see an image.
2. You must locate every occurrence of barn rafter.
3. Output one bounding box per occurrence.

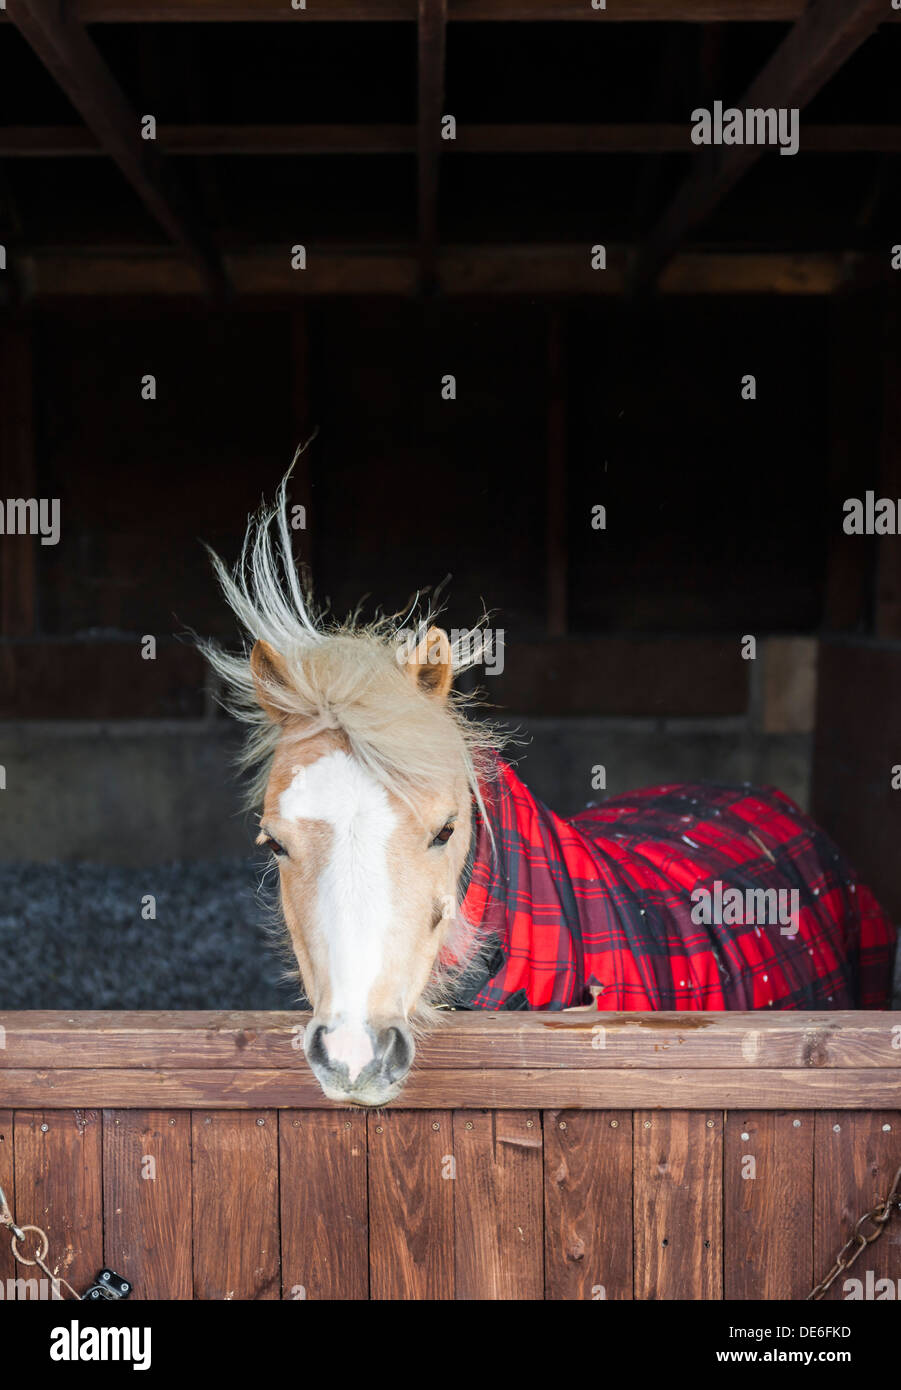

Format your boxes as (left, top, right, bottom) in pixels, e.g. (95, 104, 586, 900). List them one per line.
(52, 0, 901, 21)
(0, 0, 897, 298)
(17, 245, 853, 298)
(3, 122, 901, 157)
(5, 0, 227, 295)
(630, 0, 889, 292)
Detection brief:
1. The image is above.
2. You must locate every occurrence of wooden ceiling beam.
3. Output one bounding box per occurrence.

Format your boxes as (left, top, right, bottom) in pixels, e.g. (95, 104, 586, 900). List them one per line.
(6, 123, 901, 157)
(630, 0, 888, 294)
(0, 124, 415, 157)
(54, 0, 899, 22)
(6, 0, 227, 295)
(17, 245, 851, 298)
(0, 125, 416, 156)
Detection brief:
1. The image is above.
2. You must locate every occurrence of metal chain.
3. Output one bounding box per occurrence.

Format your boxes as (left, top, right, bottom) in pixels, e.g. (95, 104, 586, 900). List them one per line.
(0, 1180, 23, 1241)
(806, 1164, 901, 1301)
(0, 1181, 82, 1300)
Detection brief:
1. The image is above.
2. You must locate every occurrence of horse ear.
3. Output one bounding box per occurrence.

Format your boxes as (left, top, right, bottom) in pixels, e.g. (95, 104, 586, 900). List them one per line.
(404, 625, 454, 701)
(249, 639, 293, 721)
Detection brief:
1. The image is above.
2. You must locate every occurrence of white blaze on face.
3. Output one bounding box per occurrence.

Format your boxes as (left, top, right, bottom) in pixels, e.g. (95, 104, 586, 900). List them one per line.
(279, 750, 397, 1082)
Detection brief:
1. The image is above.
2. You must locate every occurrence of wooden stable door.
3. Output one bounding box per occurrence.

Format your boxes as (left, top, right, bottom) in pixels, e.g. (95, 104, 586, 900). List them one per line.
(1, 1105, 899, 1300)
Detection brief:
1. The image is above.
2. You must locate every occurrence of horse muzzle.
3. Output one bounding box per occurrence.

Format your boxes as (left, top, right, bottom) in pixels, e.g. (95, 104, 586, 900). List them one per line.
(304, 1017, 415, 1106)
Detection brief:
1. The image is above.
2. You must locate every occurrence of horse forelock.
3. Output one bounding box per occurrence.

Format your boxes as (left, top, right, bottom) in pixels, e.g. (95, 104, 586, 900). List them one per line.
(199, 467, 506, 820)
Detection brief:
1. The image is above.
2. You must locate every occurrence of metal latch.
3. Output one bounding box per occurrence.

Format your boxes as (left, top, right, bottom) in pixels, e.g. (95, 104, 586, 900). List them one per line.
(82, 1269, 133, 1301)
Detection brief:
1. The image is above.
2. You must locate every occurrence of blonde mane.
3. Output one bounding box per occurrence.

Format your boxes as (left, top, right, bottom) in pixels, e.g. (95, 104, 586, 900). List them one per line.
(200, 466, 504, 826)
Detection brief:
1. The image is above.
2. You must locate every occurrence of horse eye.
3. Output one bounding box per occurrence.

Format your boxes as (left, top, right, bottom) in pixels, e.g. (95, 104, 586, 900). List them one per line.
(431, 823, 455, 847)
(262, 836, 287, 858)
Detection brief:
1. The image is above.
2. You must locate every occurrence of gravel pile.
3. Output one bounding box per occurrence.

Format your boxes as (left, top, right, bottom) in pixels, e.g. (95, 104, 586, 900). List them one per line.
(0, 859, 301, 1010)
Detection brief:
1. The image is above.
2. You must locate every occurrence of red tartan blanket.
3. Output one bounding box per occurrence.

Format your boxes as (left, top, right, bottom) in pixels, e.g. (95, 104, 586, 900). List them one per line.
(451, 759, 896, 1011)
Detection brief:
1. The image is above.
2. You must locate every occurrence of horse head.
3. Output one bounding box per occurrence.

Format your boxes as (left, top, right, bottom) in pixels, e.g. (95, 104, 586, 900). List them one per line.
(203, 475, 496, 1105)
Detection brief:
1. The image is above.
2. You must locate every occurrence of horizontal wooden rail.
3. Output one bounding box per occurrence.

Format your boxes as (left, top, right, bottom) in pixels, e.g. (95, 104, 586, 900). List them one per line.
(54, 0, 901, 22)
(1, 1012, 898, 1108)
(4, 123, 901, 157)
(15, 246, 851, 299)
(1, 634, 748, 718)
(2, 1067, 900, 1110)
(1, 1009, 898, 1068)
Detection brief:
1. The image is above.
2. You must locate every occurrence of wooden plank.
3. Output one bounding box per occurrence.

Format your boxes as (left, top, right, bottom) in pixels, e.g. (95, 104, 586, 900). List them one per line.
(812, 641, 901, 922)
(724, 1110, 813, 1299)
(0, 1111, 16, 1295)
(20, 247, 848, 300)
(813, 1110, 901, 1302)
(634, 1109, 723, 1299)
(13, 1109, 103, 1297)
(166, 124, 415, 156)
(0, 319, 36, 637)
(455, 0, 896, 13)
(823, 294, 882, 631)
(417, 0, 446, 291)
(0, 125, 419, 162)
(631, 0, 887, 291)
(7, 123, 901, 159)
(0, 633, 798, 721)
(73, 0, 421, 16)
(544, 1109, 632, 1300)
(546, 309, 567, 637)
(762, 637, 818, 735)
(0, 641, 206, 719)
(287, 311, 314, 583)
(2, 1010, 899, 1071)
(368, 1111, 454, 1298)
(458, 124, 901, 154)
(63, 0, 901, 22)
(6, 1067, 900, 1109)
(444, 248, 841, 297)
(492, 637, 749, 716)
(6, 1, 225, 295)
(655, 251, 841, 296)
(279, 1110, 368, 1300)
(0, 1010, 303, 1069)
(102, 1109, 192, 1300)
(875, 293, 901, 638)
(454, 1109, 543, 1298)
(468, 122, 695, 155)
(191, 1110, 279, 1299)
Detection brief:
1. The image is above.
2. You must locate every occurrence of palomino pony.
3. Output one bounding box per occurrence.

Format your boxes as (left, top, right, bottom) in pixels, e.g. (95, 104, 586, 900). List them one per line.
(205, 481, 897, 1107)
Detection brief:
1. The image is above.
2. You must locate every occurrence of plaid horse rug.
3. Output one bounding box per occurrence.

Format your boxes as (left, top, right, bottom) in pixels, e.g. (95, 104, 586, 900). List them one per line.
(450, 758, 897, 1012)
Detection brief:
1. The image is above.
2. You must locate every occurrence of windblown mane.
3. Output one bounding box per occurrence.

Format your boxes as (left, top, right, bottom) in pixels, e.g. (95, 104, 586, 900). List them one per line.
(200, 465, 504, 830)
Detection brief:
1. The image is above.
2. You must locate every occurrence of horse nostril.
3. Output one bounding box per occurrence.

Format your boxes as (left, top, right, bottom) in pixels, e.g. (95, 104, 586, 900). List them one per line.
(377, 1025, 413, 1082)
(305, 1022, 329, 1068)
